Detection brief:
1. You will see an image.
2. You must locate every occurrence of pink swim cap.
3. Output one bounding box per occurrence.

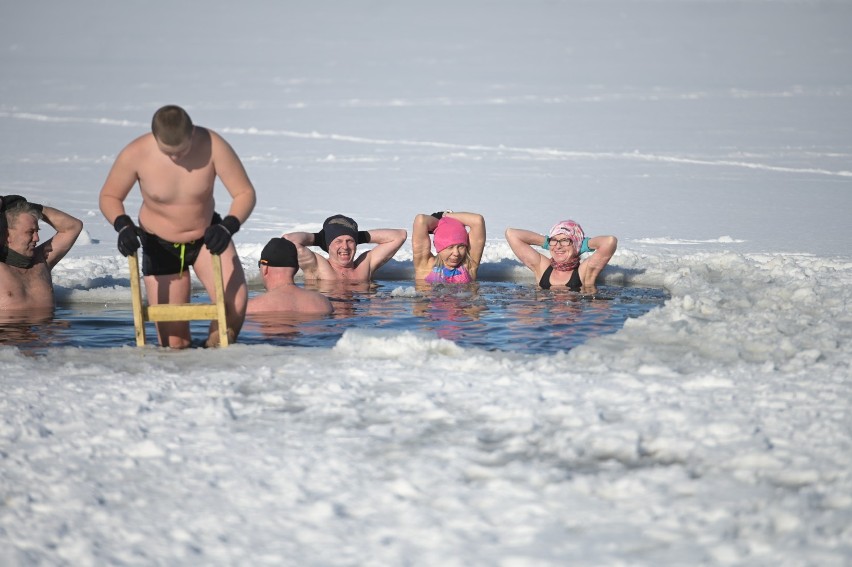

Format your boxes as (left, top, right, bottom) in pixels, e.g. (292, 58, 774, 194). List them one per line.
(433, 217, 470, 252)
(548, 220, 585, 255)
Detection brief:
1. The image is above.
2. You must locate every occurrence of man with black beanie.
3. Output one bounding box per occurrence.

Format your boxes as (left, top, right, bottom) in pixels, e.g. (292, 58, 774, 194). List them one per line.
(283, 214, 406, 283)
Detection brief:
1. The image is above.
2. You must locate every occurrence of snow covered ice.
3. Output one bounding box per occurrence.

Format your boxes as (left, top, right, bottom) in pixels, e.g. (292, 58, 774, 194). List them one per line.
(2, 1, 852, 565)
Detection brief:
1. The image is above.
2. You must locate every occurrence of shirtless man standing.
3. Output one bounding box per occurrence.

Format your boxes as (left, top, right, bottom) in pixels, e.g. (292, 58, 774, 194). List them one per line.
(283, 214, 406, 283)
(99, 105, 257, 348)
(0, 195, 83, 316)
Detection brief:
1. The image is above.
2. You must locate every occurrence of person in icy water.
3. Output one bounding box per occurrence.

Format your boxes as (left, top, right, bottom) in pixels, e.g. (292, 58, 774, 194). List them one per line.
(412, 211, 485, 284)
(98, 104, 257, 348)
(283, 214, 406, 283)
(0, 195, 83, 315)
(247, 237, 333, 315)
(505, 220, 617, 294)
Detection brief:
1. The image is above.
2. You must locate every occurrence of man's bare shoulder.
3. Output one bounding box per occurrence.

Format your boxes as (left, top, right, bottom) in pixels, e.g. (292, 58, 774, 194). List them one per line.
(246, 293, 273, 315)
(350, 254, 374, 275)
(302, 255, 339, 280)
(206, 128, 243, 162)
(116, 133, 156, 162)
(202, 126, 219, 141)
(205, 128, 230, 150)
(124, 132, 155, 151)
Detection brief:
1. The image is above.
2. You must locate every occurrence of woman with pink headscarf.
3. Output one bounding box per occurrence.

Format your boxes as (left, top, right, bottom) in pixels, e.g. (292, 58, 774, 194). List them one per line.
(505, 220, 617, 293)
(413, 211, 486, 284)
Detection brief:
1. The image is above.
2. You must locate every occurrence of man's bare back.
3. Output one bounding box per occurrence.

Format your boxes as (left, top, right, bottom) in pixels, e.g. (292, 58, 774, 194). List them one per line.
(247, 237, 333, 316)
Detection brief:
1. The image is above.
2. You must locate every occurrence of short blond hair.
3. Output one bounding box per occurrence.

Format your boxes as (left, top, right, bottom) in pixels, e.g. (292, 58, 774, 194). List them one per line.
(151, 105, 193, 146)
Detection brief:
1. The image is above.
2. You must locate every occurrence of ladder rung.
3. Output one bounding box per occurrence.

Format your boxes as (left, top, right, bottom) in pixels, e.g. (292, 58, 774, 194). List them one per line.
(128, 253, 230, 347)
(144, 304, 220, 322)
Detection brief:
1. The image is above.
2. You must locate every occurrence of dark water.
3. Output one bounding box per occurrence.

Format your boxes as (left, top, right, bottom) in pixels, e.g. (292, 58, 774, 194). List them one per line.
(0, 282, 668, 354)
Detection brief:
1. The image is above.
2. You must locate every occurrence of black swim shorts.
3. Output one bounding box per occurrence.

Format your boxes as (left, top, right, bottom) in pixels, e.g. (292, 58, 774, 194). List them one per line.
(141, 213, 222, 276)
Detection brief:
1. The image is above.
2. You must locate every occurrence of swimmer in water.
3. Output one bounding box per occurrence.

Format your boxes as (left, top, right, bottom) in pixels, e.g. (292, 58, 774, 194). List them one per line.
(505, 220, 617, 294)
(0, 195, 83, 315)
(412, 210, 485, 284)
(247, 237, 333, 315)
(283, 214, 407, 283)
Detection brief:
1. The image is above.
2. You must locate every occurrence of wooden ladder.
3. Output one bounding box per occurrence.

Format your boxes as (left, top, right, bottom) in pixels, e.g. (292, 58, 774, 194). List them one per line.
(128, 253, 230, 347)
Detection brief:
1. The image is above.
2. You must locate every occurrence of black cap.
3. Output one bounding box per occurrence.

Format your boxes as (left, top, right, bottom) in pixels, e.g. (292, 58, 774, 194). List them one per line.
(259, 237, 299, 268)
(322, 214, 358, 248)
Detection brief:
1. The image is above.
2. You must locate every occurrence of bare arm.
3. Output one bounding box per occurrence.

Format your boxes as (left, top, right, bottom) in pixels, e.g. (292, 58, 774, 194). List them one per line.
(283, 231, 318, 247)
(412, 214, 437, 274)
(98, 143, 141, 225)
(37, 206, 84, 270)
(446, 212, 486, 276)
(505, 227, 549, 276)
(363, 228, 408, 272)
(282, 232, 322, 278)
(578, 235, 618, 291)
(210, 131, 257, 224)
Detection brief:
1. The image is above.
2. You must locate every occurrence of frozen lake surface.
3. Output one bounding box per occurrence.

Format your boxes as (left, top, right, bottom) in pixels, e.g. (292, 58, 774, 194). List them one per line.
(2, 0, 851, 564)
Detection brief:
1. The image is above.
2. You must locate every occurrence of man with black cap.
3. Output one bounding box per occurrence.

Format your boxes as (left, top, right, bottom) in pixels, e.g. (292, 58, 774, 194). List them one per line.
(283, 214, 406, 282)
(0, 195, 83, 314)
(247, 237, 333, 315)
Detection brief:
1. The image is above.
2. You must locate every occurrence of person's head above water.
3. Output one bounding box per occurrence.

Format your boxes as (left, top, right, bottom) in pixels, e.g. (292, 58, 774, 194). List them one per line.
(322, 214, 359, 248)
(259, 237, 299, 269)
(412, 210, 485, 284)
(548, 220, 585, 256)
(433, 217, 470, 253)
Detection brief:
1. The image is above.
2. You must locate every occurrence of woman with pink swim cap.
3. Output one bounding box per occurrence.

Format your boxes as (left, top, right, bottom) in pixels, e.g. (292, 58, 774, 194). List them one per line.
(505, 220, 617, 293)
(412, 210, 486, 284)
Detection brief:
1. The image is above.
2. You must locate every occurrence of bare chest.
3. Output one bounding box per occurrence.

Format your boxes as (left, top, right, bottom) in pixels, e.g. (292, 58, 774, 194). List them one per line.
(0, 264, 55, 309)
(330, 263, 372, 282)
(137, 160, 216, 204)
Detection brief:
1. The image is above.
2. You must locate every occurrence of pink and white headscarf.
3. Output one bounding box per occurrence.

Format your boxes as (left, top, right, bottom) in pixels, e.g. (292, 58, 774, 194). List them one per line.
(547, 220, 584, 271)
(548, 220, 585, 254)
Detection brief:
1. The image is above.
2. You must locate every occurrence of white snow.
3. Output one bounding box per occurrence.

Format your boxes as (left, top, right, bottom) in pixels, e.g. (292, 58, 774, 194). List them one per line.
(1, 0, 851, 564)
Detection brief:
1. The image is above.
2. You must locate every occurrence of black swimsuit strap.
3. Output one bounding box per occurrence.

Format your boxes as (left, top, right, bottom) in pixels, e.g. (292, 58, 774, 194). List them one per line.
(539, 265, 582, 290)
(539, 265, 554, 289)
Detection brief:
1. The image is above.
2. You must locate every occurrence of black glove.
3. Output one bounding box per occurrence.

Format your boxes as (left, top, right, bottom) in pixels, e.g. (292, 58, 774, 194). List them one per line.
(357, 230, 371, 245)
(311, 229, 328, 252)
(204, 215, 240, 255)
(113, 214, 142, 257)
